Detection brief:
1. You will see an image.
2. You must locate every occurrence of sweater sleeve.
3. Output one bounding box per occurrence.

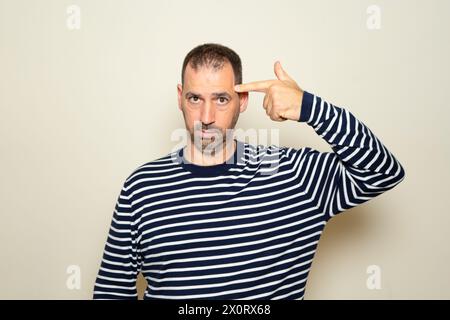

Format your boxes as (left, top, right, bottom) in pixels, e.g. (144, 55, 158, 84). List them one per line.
(297, 90, 406, 221)
(93, 179, 141, 299)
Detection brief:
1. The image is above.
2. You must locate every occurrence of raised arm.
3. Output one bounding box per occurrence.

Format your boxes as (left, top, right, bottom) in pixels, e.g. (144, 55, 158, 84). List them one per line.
(234, 61, 406, 221)
(296, 90, 406, 220)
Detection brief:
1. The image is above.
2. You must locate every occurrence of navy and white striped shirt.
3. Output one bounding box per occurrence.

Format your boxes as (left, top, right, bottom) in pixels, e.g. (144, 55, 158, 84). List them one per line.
(93, 91, 406, 300)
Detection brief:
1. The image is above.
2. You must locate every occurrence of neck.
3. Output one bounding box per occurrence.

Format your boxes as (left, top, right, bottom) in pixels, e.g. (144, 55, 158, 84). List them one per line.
(184, 139, 236, 166)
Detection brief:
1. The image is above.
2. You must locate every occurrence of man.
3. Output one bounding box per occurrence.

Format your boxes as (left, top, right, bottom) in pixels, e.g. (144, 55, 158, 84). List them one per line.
(93, 43, 405, 300)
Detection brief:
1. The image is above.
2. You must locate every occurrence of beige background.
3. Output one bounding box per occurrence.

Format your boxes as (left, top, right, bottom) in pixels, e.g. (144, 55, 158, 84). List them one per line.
(0, 0, 449, 299)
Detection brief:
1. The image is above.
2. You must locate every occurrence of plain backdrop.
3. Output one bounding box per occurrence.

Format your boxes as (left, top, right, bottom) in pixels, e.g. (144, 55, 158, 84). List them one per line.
(0, 0, 449, 299)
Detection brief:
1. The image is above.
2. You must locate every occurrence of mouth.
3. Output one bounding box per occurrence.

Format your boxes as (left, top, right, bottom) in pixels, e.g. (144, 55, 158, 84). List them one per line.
(200, 129, 216, 137)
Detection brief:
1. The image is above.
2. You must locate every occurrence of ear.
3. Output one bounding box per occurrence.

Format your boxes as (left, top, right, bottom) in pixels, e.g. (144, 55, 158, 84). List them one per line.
(177, 84, 183, 111)
(238, 91, 249, 113)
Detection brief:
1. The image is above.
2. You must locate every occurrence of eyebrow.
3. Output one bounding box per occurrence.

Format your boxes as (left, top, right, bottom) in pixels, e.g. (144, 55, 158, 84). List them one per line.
(185, 91, 232, 99)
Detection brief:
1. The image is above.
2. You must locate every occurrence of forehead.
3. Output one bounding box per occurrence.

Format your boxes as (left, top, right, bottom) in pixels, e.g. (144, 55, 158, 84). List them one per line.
(184, 61, 235, 90)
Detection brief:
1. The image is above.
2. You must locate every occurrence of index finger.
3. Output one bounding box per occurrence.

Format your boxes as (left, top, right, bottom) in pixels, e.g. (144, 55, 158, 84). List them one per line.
(234, 80, 277, 93)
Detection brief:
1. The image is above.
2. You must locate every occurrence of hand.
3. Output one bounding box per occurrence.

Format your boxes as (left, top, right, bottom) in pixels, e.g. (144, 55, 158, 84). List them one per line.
(234, 61, 304, 122)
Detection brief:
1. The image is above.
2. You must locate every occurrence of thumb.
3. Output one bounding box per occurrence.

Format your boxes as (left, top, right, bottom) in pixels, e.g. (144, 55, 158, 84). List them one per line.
(274, 61, 291, 81)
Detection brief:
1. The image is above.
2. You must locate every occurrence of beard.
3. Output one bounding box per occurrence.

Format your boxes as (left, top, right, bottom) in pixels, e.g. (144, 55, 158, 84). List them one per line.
(184, 108, 240, 156)
(190, 124, 228, 156)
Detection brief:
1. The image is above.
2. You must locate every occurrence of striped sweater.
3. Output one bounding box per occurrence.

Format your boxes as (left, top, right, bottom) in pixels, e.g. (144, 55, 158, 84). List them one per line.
(93, 91, 406, 300)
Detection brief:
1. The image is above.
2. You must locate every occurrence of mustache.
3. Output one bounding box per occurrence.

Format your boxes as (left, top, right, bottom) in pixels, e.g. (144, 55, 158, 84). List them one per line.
(193, 123, 221, 131)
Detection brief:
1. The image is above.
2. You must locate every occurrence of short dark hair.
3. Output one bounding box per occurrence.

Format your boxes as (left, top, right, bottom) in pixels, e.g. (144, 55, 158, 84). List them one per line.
(181, 43, 242, 87)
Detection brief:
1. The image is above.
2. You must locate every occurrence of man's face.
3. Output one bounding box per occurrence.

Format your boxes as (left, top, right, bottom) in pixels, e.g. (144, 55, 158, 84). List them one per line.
(177, 61, 248, 153)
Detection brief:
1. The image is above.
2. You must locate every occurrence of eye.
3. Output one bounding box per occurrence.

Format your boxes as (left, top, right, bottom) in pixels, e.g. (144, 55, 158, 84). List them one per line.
(189, 96, 200, 103)
(217, 97, 229, 105)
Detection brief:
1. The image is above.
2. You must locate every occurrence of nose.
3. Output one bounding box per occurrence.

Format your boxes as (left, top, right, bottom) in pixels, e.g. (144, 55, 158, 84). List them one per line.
(200, 100, 215, 126)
